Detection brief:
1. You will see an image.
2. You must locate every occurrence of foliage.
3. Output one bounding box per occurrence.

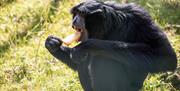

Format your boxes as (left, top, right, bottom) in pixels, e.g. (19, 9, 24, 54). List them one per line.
(0, 0, 179, 91)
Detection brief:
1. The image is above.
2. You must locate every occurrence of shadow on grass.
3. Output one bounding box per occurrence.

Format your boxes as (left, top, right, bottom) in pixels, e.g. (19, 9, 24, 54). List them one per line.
(160, 1, 180, 34)
(0, 31, 27, 57)
(48, 0, 61, 23)
(0, 0, 61, 57)
(0, 16, 43, 57)
(0, 42, 10, 57)
(0, 0, 16, 7)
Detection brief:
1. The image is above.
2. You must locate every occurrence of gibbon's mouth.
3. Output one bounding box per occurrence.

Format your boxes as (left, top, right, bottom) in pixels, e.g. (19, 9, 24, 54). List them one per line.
(62, 25, 88, 46)
(72, 25, 88, 42)
(72, 26, 82, 42)
(73, 25, 83, 33)
(62, 26, 82, 46)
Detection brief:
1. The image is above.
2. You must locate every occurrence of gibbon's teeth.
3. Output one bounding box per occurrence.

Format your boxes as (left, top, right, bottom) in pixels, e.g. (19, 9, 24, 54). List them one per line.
(78, 29, 81, 32)
(62, 31, 81, 46)
(72, 26, 83, 32)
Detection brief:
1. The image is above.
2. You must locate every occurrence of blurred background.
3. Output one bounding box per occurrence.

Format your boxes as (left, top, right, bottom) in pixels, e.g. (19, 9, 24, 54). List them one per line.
(0, 0, 179, 90)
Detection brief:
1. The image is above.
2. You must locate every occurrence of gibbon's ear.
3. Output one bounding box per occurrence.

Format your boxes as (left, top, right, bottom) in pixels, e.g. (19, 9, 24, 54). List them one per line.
(89, 9, 103, 14)
(89, 8, 106, 19)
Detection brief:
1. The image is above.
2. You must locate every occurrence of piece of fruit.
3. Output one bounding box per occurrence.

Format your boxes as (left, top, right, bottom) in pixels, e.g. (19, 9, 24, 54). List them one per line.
(62, 31, 81, 45)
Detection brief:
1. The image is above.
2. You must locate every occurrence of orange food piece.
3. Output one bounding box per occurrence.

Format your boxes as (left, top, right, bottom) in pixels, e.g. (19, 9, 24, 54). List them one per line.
(62, 32, 81, 45)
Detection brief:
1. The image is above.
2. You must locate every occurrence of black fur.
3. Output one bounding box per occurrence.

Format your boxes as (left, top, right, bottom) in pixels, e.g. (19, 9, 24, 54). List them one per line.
(45, 1, 177, 91)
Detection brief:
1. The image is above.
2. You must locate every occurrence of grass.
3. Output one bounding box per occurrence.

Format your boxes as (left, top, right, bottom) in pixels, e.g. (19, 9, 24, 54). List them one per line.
(0, 0, 179, 91)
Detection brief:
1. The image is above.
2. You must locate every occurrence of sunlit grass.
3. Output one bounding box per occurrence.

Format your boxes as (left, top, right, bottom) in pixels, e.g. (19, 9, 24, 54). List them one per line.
(0, 0, 179, 91)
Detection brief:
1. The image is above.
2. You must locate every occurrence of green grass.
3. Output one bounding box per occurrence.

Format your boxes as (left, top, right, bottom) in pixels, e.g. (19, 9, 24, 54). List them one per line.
(0, 0, 179, 91)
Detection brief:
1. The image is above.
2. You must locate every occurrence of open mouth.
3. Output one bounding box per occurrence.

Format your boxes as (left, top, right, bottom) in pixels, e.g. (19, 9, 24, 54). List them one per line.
(62, 26, 88, 46)
(72, 26, 84, 42)
(73, 26, 83, 32)
(73, 25, 88, 42)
